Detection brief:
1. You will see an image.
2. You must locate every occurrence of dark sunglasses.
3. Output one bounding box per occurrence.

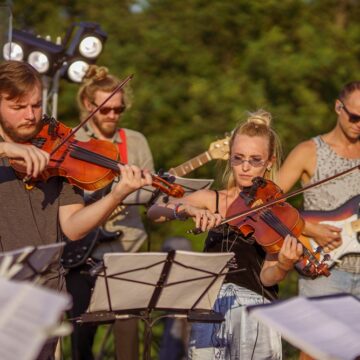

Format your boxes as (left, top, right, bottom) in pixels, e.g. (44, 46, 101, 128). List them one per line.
(92, 102, 126, 115)
(338, 100, 360, 123)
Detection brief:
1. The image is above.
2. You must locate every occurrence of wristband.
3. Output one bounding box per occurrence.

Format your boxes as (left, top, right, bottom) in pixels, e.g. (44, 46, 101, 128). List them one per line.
(173, 203, 187, 221)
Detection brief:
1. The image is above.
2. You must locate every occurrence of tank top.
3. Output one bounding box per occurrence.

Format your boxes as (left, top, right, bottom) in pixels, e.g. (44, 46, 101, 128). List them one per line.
(303, 136, 360, 272)
(203, 191, 278, 301)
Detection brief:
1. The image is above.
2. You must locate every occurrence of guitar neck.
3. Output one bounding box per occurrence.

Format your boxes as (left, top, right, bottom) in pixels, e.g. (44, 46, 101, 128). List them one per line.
(168, 151, 212, 176)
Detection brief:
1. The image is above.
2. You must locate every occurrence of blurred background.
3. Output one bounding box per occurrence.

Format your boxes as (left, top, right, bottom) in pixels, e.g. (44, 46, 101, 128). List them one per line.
(1, 0, 360, 358)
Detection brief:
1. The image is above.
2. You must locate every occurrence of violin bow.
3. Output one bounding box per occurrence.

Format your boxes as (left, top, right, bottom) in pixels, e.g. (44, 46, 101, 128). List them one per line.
(188, 164, 360, 234)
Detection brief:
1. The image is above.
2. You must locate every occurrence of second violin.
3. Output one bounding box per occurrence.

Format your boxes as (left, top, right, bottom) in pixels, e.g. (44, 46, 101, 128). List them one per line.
(225, 177, 330, 279)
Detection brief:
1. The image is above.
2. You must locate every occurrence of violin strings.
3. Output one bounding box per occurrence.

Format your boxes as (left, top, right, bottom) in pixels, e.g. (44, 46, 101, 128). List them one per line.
(70, 144, 122, 172)
(260, 210, 319, 265)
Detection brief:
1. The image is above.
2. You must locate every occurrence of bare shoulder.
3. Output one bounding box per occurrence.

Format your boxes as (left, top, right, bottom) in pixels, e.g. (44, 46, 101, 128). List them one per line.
(278, 139, 317, 191)
(282, 139, 317, 170)
(287, 139, 316, 160)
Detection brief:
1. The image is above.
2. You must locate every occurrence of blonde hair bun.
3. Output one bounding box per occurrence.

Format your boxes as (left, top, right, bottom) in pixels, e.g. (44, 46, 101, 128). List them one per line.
(246, 109, 272, 127)
(83, 65, 109, 83)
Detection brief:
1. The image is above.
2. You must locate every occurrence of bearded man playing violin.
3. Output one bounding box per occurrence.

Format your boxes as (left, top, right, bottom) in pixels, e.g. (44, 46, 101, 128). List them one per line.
(148, 110, 306, 360)
(0, 60, 152, 360)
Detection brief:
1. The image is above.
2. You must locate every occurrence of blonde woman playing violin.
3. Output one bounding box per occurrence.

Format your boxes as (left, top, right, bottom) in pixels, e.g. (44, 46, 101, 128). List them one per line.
(148, 110, 302, 360)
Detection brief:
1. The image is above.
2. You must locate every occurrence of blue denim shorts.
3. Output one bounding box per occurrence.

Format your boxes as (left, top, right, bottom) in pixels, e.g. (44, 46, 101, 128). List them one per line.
(188, 283, 282, 360)
(299, 268, 360, 297)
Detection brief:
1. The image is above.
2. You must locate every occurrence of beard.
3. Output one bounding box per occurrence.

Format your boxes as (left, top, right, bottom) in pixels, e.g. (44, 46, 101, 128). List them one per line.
(0, 113, 43, 143)
(91, 115, 118, 138)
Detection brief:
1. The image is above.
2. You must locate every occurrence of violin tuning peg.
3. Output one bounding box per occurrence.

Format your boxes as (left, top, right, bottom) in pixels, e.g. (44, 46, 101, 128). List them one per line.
(315, 246, 323, 254)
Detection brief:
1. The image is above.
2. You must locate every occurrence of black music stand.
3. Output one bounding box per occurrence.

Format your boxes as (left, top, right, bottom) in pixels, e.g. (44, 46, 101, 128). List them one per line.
(78, 250, 235, 360)
(0, 243, 65, 281)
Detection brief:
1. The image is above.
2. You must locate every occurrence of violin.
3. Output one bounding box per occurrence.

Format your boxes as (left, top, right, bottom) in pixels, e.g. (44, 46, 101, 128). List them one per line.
(225, 177, 330, 278)
(11, 115, 184, 197)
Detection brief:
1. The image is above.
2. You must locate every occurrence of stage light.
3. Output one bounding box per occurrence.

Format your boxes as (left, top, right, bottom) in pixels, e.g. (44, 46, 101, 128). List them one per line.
(66, 59, 89, 83)
(62, 22, 107, 82)
(28, 51, 50, 73)
(78, 36, 103, 59)
(3, 41, 23, 61)
(2, 29, 65, 76)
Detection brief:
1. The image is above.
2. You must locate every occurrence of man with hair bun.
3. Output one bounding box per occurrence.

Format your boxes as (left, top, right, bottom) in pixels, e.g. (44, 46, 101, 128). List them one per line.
(65, 65, 154, 360)
(278, 82, 360, 359)
(148, 110, 302, 359)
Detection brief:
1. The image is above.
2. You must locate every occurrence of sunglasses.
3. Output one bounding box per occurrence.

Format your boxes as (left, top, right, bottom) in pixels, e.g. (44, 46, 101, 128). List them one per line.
(230, 156, 267, 168)
(338, 100, 360, 123)
(92, 102, 126, 115)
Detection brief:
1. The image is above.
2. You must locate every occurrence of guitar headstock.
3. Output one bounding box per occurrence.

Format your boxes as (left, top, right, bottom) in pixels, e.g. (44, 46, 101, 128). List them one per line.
(208, 136, 230, 160)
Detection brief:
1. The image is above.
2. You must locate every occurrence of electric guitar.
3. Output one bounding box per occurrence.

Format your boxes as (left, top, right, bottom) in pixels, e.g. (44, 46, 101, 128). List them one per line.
(300, 195, 360, 268)
(61, 227, 122, 269)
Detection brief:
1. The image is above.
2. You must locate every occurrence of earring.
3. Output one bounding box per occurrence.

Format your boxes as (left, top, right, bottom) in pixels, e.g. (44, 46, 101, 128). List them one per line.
(266, 166, 272, 171)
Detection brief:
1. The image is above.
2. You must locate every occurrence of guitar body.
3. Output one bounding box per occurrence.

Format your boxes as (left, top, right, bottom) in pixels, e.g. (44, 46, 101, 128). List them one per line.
(300, 195, 360, 268)
(61, 227, 122, 269)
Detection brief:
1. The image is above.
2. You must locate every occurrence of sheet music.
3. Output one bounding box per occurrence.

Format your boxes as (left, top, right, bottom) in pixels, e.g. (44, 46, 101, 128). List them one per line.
(248, 295, 360, 360)
(0, 243, 65, 280)
(0, 278, 71, 360)
(89, 251, 233, 313)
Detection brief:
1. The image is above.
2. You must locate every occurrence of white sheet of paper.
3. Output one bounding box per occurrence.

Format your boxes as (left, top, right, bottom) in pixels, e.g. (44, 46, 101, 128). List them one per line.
(248, 295, 360, 360)
(0, 278, 71, 360)
(0, 243, 64, 280)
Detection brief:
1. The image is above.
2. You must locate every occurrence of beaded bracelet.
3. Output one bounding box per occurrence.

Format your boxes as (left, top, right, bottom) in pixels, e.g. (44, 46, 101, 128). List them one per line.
(173, 203, 187, 221)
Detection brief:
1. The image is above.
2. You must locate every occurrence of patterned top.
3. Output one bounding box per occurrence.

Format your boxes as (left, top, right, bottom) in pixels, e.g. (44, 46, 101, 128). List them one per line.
(303, 136, 360, 272)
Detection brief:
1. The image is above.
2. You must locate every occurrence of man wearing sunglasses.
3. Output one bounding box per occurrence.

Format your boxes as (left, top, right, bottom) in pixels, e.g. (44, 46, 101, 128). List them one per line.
(278, 82, 360, 358)
(66, 65, 154, 360)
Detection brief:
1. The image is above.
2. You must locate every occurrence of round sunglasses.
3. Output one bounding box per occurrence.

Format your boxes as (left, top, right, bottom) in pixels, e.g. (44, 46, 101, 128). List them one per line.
(230, 156, 267, 167)
(92, 102, 126, 115)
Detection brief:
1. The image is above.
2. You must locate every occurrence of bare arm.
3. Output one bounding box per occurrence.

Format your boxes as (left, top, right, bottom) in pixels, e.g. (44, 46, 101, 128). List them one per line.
(277, 140, 316, 192)
(260, 235, 303, 287)
(279, 140, 342, 249)
(59, 165, 152, 240)
(147, 189, 222, 232)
